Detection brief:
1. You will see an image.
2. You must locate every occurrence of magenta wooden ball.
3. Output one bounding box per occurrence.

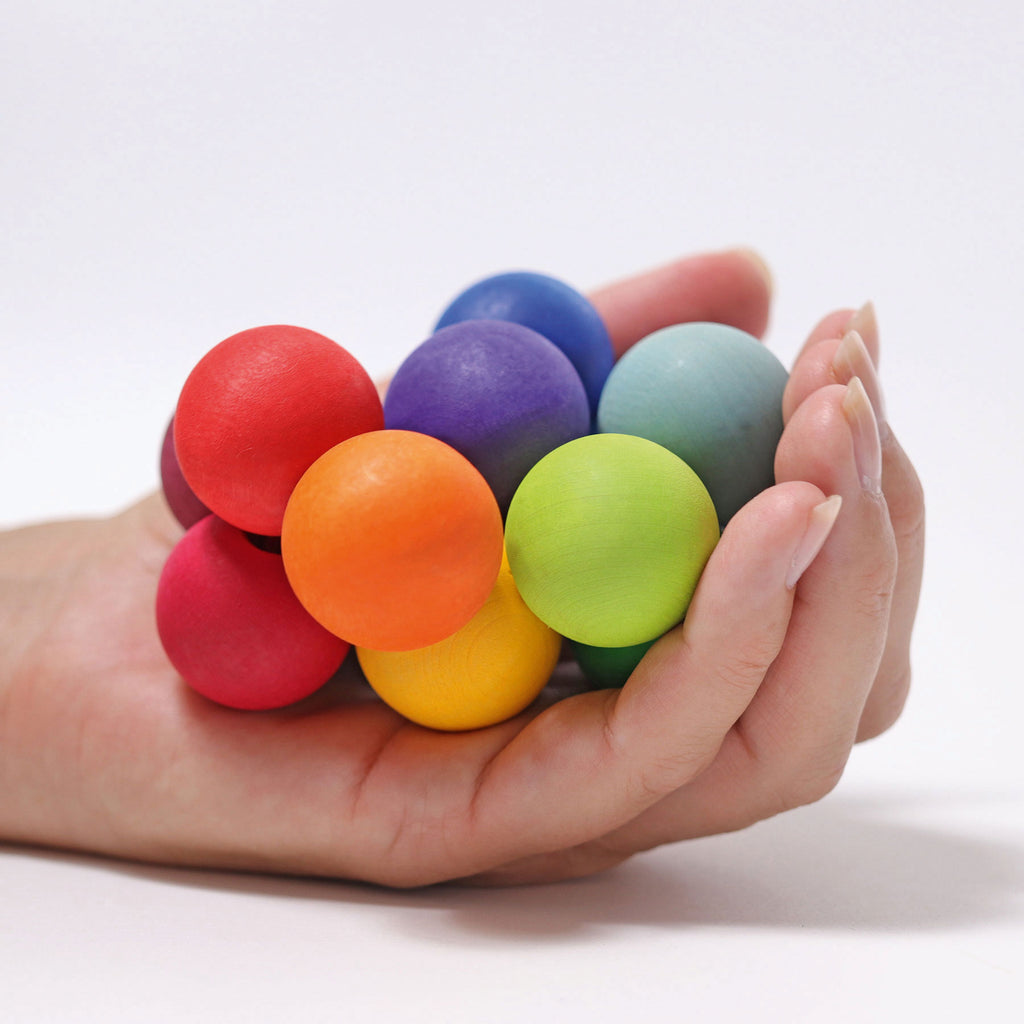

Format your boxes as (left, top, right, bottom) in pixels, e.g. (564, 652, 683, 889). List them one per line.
(156, 516, 350, 710)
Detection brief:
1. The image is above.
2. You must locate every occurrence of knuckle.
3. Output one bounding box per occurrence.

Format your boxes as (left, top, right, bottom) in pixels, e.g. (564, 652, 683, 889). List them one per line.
(852, 579, 895, 623)
(888, 460, 926, 545)
(857, 663, 912, 742)
(712, 637, 785, 696)
(632, 745, 715, 805)
(780, 751, 849, 810)
(849, 548, 898, 623)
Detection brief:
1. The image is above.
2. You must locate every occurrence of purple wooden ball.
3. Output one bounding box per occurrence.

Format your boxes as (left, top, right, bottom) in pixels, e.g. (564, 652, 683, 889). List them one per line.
(383, 320, 590, 513)
(160, 415, 211, 529)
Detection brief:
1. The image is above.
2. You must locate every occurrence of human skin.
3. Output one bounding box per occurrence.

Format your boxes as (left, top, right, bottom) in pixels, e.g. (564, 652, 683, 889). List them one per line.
(0, 249, 924, 887)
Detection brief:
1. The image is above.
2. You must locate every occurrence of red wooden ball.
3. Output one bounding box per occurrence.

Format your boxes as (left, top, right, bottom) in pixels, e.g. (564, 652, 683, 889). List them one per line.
(174, 325, 384, 536)
(156, 516, 350, 710)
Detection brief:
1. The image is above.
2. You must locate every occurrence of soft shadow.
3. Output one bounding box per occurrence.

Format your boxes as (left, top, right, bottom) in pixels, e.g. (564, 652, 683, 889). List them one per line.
(423, 791, 1024, 943)
(6, 789, 1021, 943)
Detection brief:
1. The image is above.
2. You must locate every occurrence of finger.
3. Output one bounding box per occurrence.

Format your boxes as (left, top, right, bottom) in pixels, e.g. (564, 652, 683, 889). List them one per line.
(855, 426, 924, 738)
(791, 302, 879, 369)
(587, 249, 773, 358)
(749, 381, 897, 775)
(783, 327, 846, 424)
(784, 326, 924, 740)
(581, 381, 897, 858)
(784, 307, 880, 423)
(466, 480, 836, 884)
(722, 382, 896, 813)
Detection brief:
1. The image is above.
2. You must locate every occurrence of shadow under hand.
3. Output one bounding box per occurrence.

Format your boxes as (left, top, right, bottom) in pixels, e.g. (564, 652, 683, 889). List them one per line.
(12, 788, 1019, 945)
(419, 789, 1024, 943)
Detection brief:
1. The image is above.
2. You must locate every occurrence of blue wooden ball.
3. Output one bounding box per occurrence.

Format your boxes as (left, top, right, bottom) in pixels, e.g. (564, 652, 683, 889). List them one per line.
(384, 320, 590, 513)
(435, 271, 614, 421)
(597, 322, 789, 525)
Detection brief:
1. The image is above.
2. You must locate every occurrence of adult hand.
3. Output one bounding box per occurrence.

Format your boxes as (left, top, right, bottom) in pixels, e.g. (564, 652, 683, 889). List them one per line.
(0, 249, 923, 886)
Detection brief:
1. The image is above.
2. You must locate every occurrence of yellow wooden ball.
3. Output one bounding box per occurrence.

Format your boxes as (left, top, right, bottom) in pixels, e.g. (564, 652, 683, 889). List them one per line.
(356, 553, 561, 731)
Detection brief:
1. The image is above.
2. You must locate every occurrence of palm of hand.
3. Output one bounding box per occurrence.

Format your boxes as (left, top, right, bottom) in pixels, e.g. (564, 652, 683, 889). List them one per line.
(3, 495, 647, 884)
(0, 498, 578, 884)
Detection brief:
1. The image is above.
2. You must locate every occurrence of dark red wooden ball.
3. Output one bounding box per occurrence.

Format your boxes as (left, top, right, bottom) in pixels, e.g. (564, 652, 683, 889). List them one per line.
(174, 325, 384, 535)
(160, 415, 211, 529)
(156, 515, 350, 710)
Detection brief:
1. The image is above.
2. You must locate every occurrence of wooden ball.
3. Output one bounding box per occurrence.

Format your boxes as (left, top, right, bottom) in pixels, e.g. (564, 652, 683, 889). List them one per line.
(383, 319, 590, 513)
(159, 414, 211, 529)
(281, 430, 504, 651)
(356, 553, 561, 731)
(155, 516, 349, 710)
(505, 433, 719, 648)
(572, 636, 657, 689)
(174, 325, 383, 536)
(597, 322, 789, 525)
(435, 271, 614, 420)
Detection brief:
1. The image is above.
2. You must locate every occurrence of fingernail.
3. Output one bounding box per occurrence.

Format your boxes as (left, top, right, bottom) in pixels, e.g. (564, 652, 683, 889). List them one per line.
(733, 248, 774, 296)
(787, 495, 842, 589)
(842, 377, 883, 495)
(832, 330, 890, 443)
(846, 301, 879, 357)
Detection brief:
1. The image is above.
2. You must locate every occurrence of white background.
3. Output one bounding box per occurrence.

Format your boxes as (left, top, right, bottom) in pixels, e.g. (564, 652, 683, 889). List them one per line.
(2, 1, 1022, 1020)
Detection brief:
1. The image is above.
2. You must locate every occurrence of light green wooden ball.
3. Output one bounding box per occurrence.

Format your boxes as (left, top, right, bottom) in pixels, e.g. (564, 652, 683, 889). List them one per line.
(505, 433, 719, 647)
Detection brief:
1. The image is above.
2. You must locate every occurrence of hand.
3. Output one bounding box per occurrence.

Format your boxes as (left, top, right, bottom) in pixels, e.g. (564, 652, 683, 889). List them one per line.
(0, 250, 923, 887)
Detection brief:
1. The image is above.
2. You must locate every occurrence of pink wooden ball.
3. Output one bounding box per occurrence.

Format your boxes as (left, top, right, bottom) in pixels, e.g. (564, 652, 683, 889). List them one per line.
(156, 516, 350, 710)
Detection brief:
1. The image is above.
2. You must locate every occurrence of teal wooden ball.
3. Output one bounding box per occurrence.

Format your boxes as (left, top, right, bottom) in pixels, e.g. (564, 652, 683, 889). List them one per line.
(597, 322, 789, 525)
(505, 433, 719, 648)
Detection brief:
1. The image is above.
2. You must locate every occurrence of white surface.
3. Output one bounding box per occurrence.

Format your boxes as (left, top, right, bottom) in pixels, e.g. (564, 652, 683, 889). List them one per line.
(2, 2, 1022, 1020)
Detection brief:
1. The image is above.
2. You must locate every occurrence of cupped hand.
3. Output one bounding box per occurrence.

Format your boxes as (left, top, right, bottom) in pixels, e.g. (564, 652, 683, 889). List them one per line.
(0, 249, 923, 887)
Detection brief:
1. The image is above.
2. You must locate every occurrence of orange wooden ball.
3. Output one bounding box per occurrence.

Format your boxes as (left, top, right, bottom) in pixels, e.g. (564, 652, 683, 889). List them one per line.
(281, 430, 504, 651)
